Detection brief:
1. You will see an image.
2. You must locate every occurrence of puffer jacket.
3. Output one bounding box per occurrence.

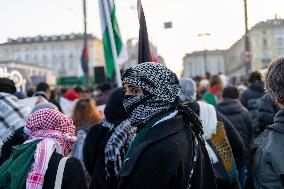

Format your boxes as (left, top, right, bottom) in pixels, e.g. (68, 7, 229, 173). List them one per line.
(257, 93, 280, 134)
(240, 81, 265, 108)
(217, 99, 253, 160)
(245, 108, 284, 189)
(240, 81, 265, 133)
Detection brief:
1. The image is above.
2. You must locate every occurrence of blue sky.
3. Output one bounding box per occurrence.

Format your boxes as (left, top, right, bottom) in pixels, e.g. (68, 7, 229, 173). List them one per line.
(1, 0, 284, 74)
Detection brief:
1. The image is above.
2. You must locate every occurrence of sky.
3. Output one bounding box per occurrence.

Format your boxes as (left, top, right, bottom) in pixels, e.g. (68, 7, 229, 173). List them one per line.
(1, 0, 284, 75)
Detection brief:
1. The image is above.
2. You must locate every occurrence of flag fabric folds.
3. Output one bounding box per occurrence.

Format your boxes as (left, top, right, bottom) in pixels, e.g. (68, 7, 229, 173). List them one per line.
(80, 45, 89, 75)
(137, 0, 153, 64)
(98, 0, 127, 79)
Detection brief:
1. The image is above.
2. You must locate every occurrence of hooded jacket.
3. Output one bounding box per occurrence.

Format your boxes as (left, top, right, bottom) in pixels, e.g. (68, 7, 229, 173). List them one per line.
(217, 99, 253, 160)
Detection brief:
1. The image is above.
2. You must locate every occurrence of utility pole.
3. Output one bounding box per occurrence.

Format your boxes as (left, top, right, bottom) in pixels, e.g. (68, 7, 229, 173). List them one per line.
(244, 0, 251, 75)
(83, 0, 90, 88)
(198, 33, 211, 76)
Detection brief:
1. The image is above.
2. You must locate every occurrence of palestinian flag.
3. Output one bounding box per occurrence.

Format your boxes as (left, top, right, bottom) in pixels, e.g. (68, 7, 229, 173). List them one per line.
(98, 0, 128, 79)
(81, 44, 89, 75)
(137, 0, 153, 64)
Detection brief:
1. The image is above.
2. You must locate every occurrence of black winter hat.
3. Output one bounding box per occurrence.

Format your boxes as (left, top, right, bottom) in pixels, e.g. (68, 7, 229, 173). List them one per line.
(104, 87, 128, 125)
(0, 78, 16, 94)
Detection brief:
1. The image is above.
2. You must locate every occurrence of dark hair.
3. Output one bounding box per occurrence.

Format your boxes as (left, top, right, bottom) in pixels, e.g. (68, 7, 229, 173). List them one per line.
(210, 75, 222, 87)
(266, 57, 284, 104)
(205, 72, 211, 80)
(60, 87, 68, 96)
(248, 71, 262, 84)
(223, 86, 239, 99)
(0, 78, 16, 94)
(97, 83, 112, 92)
(74, 85, 84, 94)
(27, 86, 35, 97)
(36, 82, 50, 92)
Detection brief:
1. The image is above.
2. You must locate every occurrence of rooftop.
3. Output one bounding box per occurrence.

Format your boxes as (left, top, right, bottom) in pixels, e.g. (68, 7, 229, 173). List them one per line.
(0, 60, 51, 70)
(2, 33, 98, 45)
(252, 18, 284, 29)
(183, 49, 226, 59)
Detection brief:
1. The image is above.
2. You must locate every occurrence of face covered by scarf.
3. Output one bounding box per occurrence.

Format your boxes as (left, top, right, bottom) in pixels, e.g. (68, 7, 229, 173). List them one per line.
(122, 62, 181, 126)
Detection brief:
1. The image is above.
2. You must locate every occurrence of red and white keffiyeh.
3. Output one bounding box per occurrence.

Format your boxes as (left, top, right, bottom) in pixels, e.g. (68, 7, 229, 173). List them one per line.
(25, 108, 76, 189)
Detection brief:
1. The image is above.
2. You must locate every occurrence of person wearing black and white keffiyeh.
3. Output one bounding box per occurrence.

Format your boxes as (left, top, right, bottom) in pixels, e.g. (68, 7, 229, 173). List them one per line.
(0, 78, 31, 165)
(84, 87, 137, 189)
(118, 62, 217, 189)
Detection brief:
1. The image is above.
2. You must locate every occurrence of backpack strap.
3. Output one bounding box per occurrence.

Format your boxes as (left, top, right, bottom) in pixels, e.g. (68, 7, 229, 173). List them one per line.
(54, 157, 69, 189)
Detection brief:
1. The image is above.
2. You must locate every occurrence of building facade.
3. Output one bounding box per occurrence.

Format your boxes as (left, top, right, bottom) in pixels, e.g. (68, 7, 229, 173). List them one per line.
(0, 60, 56, 91)
(182, 50, 226, 78)
(225, 18, 284, 76)
(0, 34, 104, 78)
(183, 18, 284, 77)
(121, 39, 164, 70)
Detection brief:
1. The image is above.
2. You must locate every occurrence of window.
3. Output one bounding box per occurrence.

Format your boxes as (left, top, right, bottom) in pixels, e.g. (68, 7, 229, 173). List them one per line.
(42, 55, 47, 61)
(61, 62, 65, 69)
(25, 54, 30, 61)
(262, 30, 267, 35)
(60, 53, 65, 60)
(52, 54, 56, 60)
(262, 38, 268, 47)
(276, 48, 284, 57)
(276, 37, 283, 47)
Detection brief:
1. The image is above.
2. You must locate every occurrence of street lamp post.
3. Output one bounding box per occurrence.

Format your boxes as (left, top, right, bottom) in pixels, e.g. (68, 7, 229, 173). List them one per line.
(198, 33, 211, 76)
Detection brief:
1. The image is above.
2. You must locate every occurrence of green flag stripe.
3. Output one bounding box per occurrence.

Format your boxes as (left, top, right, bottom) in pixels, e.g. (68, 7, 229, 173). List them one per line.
(102, 4, 123, 79)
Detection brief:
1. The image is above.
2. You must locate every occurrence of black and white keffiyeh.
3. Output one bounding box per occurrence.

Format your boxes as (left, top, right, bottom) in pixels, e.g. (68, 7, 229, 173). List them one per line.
(0, 93, 31, 155)
(122, 62, 181, 125)
(102, 119, 137, 177)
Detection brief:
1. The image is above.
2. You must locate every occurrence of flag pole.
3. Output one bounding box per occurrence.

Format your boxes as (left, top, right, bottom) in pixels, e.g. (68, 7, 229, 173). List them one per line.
(83, 0, 90, 88)
(102, 0, 122, 86)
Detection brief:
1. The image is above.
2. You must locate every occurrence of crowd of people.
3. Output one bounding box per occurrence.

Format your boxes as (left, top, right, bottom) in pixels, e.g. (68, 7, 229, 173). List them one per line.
(0, 58, 284, 189)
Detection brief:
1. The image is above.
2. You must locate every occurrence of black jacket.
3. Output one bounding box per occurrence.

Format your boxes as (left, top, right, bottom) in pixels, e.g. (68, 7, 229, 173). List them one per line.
(245, 109, 284, 189)
(217, 99, 253, 160)
(118, 114, 216, 189)
(83, 124, 120, 189)
(43, 152, 87, 189)
(0, 127, 28, 166)
(257, 93, 280, 133)
(240, 81, 265, 131)
(240, 81, 265, 109)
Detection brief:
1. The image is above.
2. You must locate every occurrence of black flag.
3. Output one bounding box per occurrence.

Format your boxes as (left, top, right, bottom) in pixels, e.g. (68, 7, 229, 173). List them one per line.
(137, 0, 153, 64)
